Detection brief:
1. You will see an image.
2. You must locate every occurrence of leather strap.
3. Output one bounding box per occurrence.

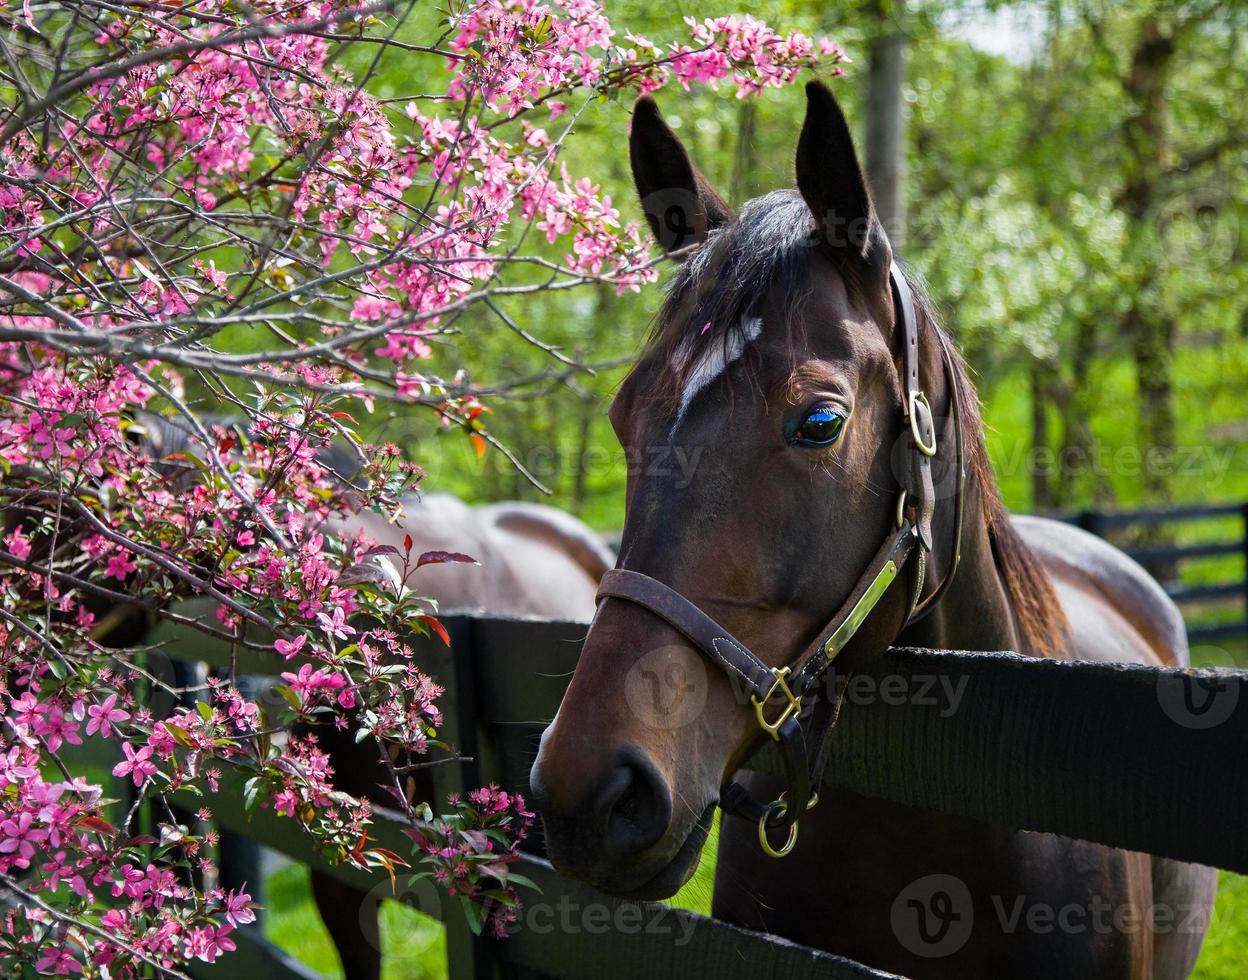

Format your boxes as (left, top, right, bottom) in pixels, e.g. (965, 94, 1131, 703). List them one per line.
(597, 568, 776, 701)
(893, 263, 936, 552)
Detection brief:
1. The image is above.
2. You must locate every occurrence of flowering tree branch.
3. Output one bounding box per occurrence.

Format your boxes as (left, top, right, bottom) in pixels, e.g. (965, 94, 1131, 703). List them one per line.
(0, 0, 843, 972)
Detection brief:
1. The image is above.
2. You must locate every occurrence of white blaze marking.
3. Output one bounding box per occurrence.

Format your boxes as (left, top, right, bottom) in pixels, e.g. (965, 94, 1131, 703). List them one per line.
(672, 316, 763, 432)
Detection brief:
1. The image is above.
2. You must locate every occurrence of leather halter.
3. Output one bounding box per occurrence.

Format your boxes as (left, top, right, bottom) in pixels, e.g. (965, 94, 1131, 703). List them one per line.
(595, 261, 967, 857)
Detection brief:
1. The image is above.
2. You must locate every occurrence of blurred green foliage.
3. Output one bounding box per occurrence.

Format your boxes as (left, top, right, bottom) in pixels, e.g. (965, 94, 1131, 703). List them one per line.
(320, 0, 1247, 529)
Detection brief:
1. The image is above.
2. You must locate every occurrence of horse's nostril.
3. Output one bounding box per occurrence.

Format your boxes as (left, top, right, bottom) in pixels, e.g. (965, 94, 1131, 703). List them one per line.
(597, 751, 671, 856)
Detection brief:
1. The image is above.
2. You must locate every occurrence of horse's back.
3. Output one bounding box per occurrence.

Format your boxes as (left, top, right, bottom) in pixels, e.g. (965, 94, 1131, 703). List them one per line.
(1012, 514, 1188, 667)
(339, 493, 605, 622)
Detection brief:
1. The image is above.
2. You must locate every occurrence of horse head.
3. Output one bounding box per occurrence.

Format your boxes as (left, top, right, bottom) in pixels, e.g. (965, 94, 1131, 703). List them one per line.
(531, 82, 947, 898)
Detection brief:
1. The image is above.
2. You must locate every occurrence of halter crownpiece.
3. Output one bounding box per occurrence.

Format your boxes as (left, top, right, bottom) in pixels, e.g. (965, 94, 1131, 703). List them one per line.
(595, 259, 967, 858)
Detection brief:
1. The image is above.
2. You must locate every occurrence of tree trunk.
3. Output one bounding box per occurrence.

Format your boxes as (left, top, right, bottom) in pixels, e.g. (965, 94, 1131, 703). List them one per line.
(865, 0, 909, 247)
(729, 100, 758, 205)
(1056, 316, 1115, 507)
(1119, 15, 1177, 504)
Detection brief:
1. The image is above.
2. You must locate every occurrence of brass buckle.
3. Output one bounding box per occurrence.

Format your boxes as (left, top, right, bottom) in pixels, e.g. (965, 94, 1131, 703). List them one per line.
(757, 794, 820, 859)
(751, 667, 801, 741)
(908, 390, 938, 457)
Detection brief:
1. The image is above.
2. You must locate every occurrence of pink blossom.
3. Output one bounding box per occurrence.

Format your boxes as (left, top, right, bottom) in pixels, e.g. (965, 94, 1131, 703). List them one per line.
(104, 550, 137, 580)
(35, 948, 82, 975)
(275, 634, 307, 659)
(315, 605, 355, 642)
(0, 811, 48, 868)
(112, 743, 157, 787)
(85, 694, 130, 738)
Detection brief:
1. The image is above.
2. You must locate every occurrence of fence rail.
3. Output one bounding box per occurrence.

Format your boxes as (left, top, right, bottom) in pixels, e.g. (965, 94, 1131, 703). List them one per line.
(61, 500, 1248, 980)
(1060, 502, 1248, 643)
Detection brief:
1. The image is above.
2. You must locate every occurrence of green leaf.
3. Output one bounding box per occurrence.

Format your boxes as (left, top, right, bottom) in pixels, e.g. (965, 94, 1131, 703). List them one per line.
(164, 722, 195, 748)
(506, 873, 541, 893)
(460, 896, 484, 936)
(275, 684, 301, 710)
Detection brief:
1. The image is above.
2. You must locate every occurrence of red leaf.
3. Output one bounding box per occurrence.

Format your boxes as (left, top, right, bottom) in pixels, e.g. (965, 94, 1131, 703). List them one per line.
(361, 545, 400, 559)
(368, 847, 410, 867)
(78, 815, 117, 835)
(416, 550, 477, 569)
(419, 615, 451, 646)
(469, 433, 487, 459)
(331, 411, 357, 423)
(403, 534, 413, 553)
(217, 436, 237, 455)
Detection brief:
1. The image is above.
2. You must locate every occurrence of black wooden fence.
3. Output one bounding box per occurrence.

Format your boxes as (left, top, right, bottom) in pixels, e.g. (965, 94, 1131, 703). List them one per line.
(82, 592, 1245, 980)
(57, 501, 1248, 980)
(1062, 501, 1248, 643)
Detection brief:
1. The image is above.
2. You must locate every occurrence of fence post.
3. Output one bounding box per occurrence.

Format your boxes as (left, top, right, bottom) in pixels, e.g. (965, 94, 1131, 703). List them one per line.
(1076, 509, 1104, 538)
(425, 616, 496, 980)
(1242, 503, 1248, 635)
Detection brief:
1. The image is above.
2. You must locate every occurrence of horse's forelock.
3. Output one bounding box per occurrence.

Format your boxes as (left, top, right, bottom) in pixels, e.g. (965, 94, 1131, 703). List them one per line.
(644, 189, 819, 415)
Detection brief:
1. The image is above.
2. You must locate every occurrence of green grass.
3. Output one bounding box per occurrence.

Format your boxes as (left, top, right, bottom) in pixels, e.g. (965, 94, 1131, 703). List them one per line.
(1193, 873, 1248, 979)
(264, 863, 445, 980)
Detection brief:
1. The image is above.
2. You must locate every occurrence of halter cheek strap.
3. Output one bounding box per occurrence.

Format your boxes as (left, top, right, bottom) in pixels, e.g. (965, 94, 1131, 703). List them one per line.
(595, 261, 966, 858)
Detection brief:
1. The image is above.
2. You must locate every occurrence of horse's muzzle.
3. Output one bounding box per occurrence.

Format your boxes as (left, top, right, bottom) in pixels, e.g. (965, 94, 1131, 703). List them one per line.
(531, 743, 679, 889)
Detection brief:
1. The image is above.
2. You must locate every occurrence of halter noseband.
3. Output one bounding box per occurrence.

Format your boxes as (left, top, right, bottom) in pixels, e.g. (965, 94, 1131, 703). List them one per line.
(596, 261, 967, 858)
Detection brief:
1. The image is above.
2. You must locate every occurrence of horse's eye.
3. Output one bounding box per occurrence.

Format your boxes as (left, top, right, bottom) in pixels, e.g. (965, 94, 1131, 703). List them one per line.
(794, 407, 845, 447)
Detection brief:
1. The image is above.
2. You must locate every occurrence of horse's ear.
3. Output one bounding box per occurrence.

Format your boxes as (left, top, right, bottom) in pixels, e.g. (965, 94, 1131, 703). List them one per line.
(795, 81, 890, 272)
(630, 96, 733, 253)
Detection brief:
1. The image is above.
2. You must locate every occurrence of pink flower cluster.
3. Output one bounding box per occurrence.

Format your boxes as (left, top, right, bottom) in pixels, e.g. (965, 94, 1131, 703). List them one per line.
(409, 784, 535, 938)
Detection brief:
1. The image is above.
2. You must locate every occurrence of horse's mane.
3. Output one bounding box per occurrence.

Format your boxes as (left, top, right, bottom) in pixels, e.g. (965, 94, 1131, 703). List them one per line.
(642, 188, 1067, 656)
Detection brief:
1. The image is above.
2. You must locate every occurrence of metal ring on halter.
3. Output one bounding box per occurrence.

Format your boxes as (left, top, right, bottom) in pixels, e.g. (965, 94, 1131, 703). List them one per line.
(908, 390, 938, 457)
(758, 800, 799, 858)
(756, 793, 820, 859)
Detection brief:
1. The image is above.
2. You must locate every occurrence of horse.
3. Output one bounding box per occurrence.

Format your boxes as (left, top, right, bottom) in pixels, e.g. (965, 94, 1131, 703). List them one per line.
(310, 491, 612, 980)
(528, 82, 1217, 978)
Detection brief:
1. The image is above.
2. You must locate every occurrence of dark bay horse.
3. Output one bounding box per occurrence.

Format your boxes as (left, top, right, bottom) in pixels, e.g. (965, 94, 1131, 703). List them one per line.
(529, 83, 1216, 977)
